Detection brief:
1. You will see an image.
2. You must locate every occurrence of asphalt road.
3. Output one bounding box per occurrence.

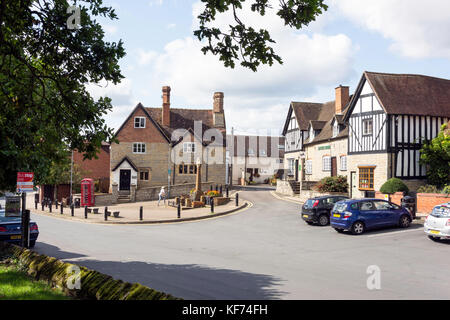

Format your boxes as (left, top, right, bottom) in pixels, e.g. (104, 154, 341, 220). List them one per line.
(31, 187, 450, 299)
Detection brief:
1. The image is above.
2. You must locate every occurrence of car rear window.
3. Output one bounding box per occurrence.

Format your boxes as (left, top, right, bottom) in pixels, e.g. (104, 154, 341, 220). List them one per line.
(333, 202, 348, 213)
(431, 205, 450, 218)
(304, 199, 317, 209)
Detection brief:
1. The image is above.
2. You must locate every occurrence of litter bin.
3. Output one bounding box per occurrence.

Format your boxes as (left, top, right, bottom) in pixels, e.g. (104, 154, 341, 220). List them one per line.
(401, 196, 416, 219)
(74, 198, 81, 208)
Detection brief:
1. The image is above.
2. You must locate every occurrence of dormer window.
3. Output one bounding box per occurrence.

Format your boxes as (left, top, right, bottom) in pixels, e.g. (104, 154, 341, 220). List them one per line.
(183, 142, 196, 153)
(332, 121, 340, 138)
(134, 117, 146, 128)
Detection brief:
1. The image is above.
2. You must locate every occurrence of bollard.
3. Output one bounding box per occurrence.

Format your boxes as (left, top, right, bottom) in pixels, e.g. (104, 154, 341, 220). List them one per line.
(104, 207, 108, 221)
(49, 201, 52, 213)
(71, 204, 74, 217)
(220, 185, 223, 194)
(236, 193, 239, 206)
(140, 206, 143, 221)
(215, 184, 218, 191)
(60, 203, 63, 215)
(35, 201, 38, 210)
(55, 201, 58, 210)
(210, 185, 213, 191)
(84, 206, 88, 219)
(41, 202, 44, 211)
(226, 186, 229, 198)
(177, 203, 181, 219)
(211, 199, 214, 213)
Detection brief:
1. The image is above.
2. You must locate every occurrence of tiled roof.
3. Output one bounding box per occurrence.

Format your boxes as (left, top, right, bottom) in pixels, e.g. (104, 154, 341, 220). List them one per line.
(364, 71, 450, 117)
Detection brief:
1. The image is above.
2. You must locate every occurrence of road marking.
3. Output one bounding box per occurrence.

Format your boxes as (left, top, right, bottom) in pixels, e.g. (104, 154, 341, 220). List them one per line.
(367, 228, 423, 238)
(270, 191, 303, 205)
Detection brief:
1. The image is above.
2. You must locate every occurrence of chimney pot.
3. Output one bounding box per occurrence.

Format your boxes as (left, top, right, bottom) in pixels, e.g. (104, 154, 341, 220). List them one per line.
(162, 86, 171, 126)
(213, 92, 224, 113)
(335, 86, 349, 115)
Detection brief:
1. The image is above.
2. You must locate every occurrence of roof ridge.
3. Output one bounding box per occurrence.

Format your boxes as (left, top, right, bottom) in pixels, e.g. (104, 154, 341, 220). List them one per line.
(365, 71, 450, 81)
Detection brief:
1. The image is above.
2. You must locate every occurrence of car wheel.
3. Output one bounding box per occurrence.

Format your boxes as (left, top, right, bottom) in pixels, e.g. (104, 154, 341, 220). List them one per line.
(351, 221, 365, 235)
(334, 228, 344, 233)
(428, 235, 440, 242)
(399, 215, 411, 228)
(318, 214, 330, 226)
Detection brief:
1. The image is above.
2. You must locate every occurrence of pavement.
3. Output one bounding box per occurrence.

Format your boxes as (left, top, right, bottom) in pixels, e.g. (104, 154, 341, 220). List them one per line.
(29, 186, 450, 300)
(29, 192, 249, 224)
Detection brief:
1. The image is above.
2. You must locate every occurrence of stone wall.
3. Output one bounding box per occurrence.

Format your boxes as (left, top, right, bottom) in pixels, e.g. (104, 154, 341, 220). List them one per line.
(94, 194, 114, 206)
(135, 182, 217, 202)
(298, 190, 348, 203)
(276, 179, 294, 196)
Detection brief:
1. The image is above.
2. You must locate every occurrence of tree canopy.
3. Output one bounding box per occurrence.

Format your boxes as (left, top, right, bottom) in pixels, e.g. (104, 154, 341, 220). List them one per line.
(420, 123, 450, 188)
(0, 0, 125, 190)
(194, 0, 328, 71)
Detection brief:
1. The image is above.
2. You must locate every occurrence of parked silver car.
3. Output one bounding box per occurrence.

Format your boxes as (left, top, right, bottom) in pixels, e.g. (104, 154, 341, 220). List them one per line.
(424, 202, 450, 241)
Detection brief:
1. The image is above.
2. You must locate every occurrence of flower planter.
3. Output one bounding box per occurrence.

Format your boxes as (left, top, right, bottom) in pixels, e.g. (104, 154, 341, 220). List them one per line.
(113, 211, 120, 218)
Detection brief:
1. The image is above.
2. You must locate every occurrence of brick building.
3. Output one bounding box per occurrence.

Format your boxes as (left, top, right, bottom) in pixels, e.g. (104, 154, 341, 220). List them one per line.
(110, 86, 227, 201)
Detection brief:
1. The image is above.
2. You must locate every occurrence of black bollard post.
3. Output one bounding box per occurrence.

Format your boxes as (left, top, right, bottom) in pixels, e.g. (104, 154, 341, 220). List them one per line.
(41, 202, 44, 211)
(49, 201, 52, 213)
(60, 203, 63, 215)
(177, 203, 181, 219)
(55, 201, 58, 210)
(140, 206, 143, 221)
(84, 206, 88, 219)
(215, 184, 218, 191)
(71, 204, 74, 217)
(236, 193, 239, 206)
(35, 201, 38, 210)
(211, 199, 214, 213)
(220, 185, 223, 194)
(104, 207, 108, 221)
(226, 186, 229, 198)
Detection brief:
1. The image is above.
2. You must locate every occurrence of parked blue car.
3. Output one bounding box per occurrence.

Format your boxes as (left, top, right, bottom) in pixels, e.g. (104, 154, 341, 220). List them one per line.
(0, 211, 39, 247)
(330, 199, 412, 235)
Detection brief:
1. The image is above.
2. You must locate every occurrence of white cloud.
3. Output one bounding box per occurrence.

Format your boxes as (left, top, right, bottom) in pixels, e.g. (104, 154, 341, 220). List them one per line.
(87, 79, 137, 130)
(332, 0, 450, 59)
(136, 49, 158, 66)
(149, 0, 163, 7)
(102, 24, 118, 35)
(145, 1, 356, 133)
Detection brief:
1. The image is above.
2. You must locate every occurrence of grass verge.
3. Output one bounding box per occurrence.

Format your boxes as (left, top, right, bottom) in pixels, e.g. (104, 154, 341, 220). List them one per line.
(0, 264, 70, 300)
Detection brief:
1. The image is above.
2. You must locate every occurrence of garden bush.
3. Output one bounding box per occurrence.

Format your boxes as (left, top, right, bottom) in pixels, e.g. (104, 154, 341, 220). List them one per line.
(379, 178, 409, 195)
(417, 184, 439, 194)
(314, 176, 348, 193)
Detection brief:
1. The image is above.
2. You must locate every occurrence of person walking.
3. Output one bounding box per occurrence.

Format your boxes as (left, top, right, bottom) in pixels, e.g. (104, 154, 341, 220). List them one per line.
(158, 186, 166, 206)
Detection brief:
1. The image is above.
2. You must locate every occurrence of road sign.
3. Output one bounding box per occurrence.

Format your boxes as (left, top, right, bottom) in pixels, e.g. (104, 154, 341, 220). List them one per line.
(16, 172, 34, 193)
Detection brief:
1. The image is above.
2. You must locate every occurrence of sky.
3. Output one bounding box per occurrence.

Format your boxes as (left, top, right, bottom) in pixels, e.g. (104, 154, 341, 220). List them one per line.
(88, 0, 450, 136)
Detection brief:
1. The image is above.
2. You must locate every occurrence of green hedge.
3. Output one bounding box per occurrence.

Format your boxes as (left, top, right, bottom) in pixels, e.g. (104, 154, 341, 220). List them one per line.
(379, 178, 409, 195)
(0, 242, 179, 300)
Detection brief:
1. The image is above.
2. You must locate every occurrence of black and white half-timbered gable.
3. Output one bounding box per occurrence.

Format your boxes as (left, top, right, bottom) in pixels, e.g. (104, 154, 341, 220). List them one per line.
(344, 71, 450, 194)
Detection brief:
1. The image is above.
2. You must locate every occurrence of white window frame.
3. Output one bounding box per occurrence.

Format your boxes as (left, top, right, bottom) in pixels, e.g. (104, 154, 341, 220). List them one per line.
(248, 148, 255, 156)
(362, 119, 373, 136)
(340, 155, 347, 171)
(322, 156, 331, 172)
(332, 122, 339, 138)
(305, 160, 313, 175)
(287, 158, 295, 175)
(183, 142, 196, 153)
(134, 117, 146, 128)
(133, 143, 146, 154)
(259, 149, 266, 157)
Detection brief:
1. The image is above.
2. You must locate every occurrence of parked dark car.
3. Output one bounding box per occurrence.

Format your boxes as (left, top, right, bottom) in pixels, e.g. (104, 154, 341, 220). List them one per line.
(302, 195, 349, 226)
(330, 199, 412, 235)
(0, 213, 39, 247)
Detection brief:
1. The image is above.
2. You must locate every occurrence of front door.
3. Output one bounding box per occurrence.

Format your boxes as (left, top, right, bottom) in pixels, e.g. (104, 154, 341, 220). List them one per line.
(350, 171, 358, 198)
(119, 170, 131, 191)
(331, 157, 337, 177)
(295, 159, 299, 182)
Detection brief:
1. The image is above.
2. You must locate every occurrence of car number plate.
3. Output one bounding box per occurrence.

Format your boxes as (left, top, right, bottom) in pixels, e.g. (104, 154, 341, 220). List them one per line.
(333, 214, 340, 218)
(10, 235, 21, 240)
(430, 230, 440, 235)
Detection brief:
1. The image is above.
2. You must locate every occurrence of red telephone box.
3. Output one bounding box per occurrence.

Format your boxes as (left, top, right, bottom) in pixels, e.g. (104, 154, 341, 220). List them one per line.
(81, 178, 95, 207)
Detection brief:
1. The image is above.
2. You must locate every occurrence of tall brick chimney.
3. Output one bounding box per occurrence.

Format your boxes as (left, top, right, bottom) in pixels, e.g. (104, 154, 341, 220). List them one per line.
(213, 92, 224, 113)
(335, 85, 349, 115)
(162, 86, 171, 127)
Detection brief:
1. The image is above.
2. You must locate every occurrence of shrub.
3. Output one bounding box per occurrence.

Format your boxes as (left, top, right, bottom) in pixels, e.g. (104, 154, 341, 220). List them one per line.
(442, 185, 450, 195)
(379, 178, 409, 195)
(314, 176, 348, 193)
(417, 184, 439, 194)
